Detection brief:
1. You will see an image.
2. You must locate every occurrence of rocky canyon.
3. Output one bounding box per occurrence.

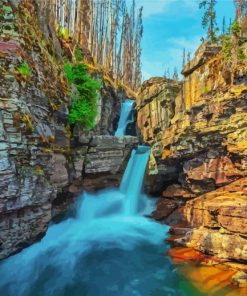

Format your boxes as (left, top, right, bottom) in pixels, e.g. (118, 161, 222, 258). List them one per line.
(0, 0, 247, 295)
(138, 42, 247, 264)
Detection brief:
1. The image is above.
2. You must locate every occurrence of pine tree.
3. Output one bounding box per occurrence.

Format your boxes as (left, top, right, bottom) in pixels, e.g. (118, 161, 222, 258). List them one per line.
(187, 52, 191, 64)
(199, 0, 218, 42)
(182, 48, 186, 68)
(47, 0, 143, 91)
(222, 16, 226, 35)
(173, 68, 179, 81)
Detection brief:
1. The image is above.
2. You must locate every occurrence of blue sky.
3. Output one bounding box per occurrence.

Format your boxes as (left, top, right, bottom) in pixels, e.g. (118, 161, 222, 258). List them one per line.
(132, 0, 236, 80)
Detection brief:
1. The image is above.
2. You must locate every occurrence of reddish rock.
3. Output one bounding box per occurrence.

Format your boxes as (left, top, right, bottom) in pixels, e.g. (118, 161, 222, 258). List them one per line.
(184, 156, 242, 186)
(163, 184, 195, 199)
(138, 41, 247, 264)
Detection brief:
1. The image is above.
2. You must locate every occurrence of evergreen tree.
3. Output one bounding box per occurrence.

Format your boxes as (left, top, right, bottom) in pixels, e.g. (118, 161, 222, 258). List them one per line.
(199, 0, 218, 42)
(187, 52, 191, 64)
(234, 0, 247, 35)
(46, 0, 143, 90)
(222, 16, 226, 35)
(173, 68, 179, 81)
(182, 48, 186, 69)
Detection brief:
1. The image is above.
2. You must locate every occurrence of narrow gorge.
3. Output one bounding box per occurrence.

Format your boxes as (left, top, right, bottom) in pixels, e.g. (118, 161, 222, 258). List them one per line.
(0, 0, 247, 295)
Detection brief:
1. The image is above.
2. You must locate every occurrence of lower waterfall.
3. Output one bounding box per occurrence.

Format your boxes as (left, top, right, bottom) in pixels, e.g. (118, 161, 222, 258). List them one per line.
(0, 146, 202, 296)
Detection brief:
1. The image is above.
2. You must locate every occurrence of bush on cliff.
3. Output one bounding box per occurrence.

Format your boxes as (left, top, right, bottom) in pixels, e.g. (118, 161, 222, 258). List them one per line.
(64, 63, 101, 129)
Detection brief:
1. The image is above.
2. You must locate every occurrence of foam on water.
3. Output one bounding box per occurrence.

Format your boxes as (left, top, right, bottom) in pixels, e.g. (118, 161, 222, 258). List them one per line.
(0, 146, 202, 296)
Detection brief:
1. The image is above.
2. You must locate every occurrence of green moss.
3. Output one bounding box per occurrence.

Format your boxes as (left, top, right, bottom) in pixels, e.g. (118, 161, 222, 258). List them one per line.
(64, 63, 101, 130)
(17, 62, 31, 76)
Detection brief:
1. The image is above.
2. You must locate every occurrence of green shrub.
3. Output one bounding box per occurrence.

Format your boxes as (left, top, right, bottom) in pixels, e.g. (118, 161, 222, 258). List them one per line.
(74, 46, 83, 62)
(222, 35, 232, 61)
(17, 62, 31, 76)
(64, 63, 101, 129)
(221, 21, 246, 62)
(231, 21, 241, 36)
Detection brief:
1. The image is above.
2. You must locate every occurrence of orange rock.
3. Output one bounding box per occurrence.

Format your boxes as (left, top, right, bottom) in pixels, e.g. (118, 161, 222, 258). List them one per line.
(168, 247, 208, 263)
(162, 149, 171, 159)
(168, 247, 246, 295)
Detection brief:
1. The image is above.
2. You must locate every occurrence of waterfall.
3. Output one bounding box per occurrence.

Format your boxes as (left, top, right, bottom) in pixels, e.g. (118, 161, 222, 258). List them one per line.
(120, 146, 151, 215)
(0, 146, 185, 296)
(77, 145, 151, 220)
(115, 99, 134, 136)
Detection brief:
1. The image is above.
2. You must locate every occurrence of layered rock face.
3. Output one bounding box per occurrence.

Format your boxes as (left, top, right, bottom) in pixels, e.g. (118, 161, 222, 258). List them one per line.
(138, 43, 247, 262)
(137, 77, 181, 194)
(0, 1, 136, 259)
(137, 77, 181, 143)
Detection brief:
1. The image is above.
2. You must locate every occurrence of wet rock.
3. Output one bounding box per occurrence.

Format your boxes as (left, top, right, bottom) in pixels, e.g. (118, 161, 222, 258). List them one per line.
(85, 136, 138, 175)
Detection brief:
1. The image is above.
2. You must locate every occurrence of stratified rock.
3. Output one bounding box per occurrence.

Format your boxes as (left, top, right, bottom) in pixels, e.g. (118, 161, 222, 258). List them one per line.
(138, 41, 247, 263)
(0, 1, 137, 259)
(137, 77, 181, 143)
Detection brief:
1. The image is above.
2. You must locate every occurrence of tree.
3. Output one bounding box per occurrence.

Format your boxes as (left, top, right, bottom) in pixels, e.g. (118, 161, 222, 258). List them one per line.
(173, 68, 179, 81)
(234, 0, 247, 36)
(182, 48, 186, 69)
(187, 52, 191, 64)
(46, 0, 143, 91)
(222, 16, 226, 35)
(199, 0, 218, 42)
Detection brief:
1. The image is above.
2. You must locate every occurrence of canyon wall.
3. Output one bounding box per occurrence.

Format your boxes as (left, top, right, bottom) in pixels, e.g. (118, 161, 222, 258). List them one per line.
(0, 1, 136, 259)
(138, 43, 247, 262)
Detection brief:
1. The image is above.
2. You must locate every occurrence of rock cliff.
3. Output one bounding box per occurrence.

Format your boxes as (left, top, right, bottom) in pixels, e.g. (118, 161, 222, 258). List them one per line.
(0, 0, 137, 259)
(138, 42, 247, 262)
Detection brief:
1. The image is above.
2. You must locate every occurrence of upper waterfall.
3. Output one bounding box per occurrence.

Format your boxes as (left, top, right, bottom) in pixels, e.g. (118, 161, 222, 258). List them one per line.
(115, 100, 134, 136)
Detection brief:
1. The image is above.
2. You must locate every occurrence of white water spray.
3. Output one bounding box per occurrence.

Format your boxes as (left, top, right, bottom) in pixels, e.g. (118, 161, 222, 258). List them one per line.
(0, 145, 173, 296)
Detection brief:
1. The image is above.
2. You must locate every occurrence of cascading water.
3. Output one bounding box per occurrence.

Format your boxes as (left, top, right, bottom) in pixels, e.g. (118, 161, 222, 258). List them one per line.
(120, 146, 151, 215)
(0, 146, 203, 296)
(115, 99, 134, 136)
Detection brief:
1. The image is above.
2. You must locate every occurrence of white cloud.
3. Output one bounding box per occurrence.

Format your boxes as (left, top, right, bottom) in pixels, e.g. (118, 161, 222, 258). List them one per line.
(167, 35, 202, 54)
(131, 0, 198, 18)
(141, 35, 202, 80)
